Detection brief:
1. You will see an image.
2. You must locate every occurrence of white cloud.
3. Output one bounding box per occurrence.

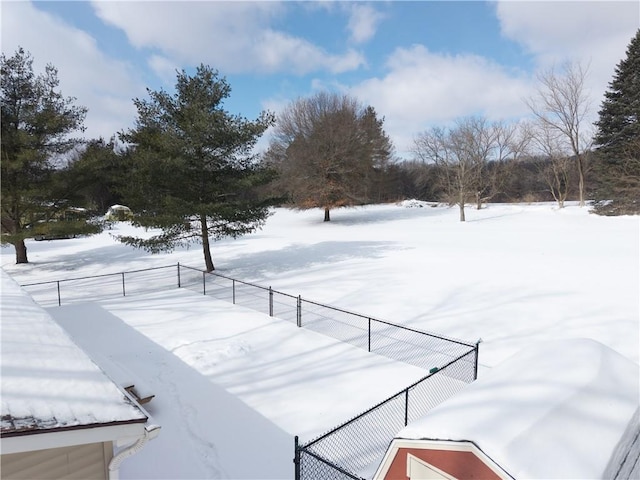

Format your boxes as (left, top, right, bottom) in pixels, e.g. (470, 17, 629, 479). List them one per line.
(90, 1, 365, 76)
(147, 55, 181, 87)
(350, 45, 533, 157)
(2, 1, 146, 140)
(7, 0, 632, 162)
(347, 4, 384, 44)
(496, 1, 637, 64)
(495, 1, 639, 115)
(255, 31, 365, 75)
(347, 2, 639, 158)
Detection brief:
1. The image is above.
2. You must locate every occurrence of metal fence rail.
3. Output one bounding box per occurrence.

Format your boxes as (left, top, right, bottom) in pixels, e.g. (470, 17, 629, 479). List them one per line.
(20, 263, 479, 480)
(176, 264, 476, 371)
(295, 349, 477, 479)
(179, 264, 302, 323)
(20, 265, 179, 307)
(176, 264, 480, 480)
(299, 298, 475, 372)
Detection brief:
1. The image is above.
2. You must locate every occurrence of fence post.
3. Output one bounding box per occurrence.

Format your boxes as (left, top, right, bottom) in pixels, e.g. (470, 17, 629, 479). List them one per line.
(368, 318, 372, 352)
(232, 279, 236, 304)
(122, 272, 126, 297)
(296, 296, 301, 327)
(293, 435, 300, 480)
(269, 287, 273, 317)
(177, 263, 181, 288)
(404, 388, 409, 426)
(474, 339, 481, 380)
(202, 271, 206, 295)
(57, 281, 61, 306)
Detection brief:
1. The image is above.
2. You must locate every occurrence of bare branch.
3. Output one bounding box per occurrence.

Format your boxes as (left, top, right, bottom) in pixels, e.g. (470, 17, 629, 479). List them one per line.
(525, 61, 592, 206)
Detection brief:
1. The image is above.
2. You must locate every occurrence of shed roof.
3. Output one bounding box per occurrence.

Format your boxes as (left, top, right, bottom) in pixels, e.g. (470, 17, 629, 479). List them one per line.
(395, 338, 640, 479)
(0, 269, 147, 438)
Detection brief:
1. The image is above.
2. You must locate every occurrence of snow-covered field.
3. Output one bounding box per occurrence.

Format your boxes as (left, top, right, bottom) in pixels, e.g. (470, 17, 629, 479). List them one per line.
(2, 201, 638, 478)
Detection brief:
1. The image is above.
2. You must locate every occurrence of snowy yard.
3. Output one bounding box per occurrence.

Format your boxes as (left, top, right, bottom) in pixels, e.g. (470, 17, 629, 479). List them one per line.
(2, 201, 638, 478)
(47, 291, 432, 478)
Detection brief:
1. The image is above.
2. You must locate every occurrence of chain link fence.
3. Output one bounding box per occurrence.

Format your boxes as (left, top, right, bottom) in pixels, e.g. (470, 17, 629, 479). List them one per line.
(176, 264, 479, 479)
(20, 263, 479, 479)
(19, 265, 179, 307)
(178, 264, 476, 372)
(295, 349, 477, 479)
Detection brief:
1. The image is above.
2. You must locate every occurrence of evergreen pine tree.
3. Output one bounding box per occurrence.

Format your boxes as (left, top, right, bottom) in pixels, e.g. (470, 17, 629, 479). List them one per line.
(69, 137, 127, 214)
(593, 29, 640, 214)
(119, 65, 277, 272)
(1, 48, 88, 263)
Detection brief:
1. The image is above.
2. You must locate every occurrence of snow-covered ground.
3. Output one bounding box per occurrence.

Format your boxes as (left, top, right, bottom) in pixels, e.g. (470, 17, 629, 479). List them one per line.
(2, 201, 638, 478)
(392, 337, 639, 480)
(47, 291, 433, 478)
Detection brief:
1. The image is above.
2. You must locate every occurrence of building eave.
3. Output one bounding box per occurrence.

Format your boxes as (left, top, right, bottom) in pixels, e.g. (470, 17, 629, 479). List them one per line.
(1, 420, 150, 454)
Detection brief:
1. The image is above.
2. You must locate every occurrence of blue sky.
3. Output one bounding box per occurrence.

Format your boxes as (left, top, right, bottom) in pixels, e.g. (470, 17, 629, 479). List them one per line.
(2, 1, 638, 157)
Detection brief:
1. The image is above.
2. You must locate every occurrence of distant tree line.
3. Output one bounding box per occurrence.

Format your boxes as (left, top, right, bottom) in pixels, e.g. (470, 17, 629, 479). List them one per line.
(2, 29, 638, 266)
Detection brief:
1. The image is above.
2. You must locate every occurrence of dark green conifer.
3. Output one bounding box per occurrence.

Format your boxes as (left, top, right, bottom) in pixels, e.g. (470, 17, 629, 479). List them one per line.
(119, 65, 277, 271)
(593, 30, 640, 214)
(1, 48, 88, 263)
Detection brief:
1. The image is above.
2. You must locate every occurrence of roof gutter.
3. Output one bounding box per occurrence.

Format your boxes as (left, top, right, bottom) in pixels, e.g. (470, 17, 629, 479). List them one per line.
(1, 421, 147, 455)
(108, 424, 161, 480)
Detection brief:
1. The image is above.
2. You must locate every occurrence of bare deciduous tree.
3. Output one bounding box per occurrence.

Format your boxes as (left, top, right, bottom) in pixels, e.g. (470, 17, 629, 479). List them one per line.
(532, 123, 572, 208)
(526, 62, 592, 206)
(266, 92, 393, 221)
(414, 126, 471, 221)
(474, 120, 533, 209)
(414, 116, 521, 221)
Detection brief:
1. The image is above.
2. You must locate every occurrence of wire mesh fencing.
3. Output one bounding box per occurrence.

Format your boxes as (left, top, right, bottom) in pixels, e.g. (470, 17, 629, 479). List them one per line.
(175, 264, 479, 480)
(178, 264, 300, 322)
(301, 299, 475, 372)
(21, 263, 479, 479)
(296, 348, 478, 480)
(177, 264, 477, 374)
(19, 265, 179, 307)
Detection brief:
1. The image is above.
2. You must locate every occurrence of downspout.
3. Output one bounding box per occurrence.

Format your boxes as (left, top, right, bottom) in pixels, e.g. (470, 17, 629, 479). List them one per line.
(108, 424, 161, 480)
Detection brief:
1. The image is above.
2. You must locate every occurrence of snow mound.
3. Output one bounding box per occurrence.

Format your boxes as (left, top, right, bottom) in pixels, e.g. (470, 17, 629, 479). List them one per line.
(397, 199, 437, 208)
(397, 338, 640, 479)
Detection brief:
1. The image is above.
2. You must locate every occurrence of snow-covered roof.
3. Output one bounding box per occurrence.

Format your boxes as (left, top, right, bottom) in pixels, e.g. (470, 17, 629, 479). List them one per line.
(0, 269, 147, 438)
(395, 338, 640, 479)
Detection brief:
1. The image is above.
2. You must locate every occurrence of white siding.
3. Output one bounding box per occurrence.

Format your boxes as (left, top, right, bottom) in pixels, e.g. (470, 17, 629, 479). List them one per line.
(1, 441, 112, 479)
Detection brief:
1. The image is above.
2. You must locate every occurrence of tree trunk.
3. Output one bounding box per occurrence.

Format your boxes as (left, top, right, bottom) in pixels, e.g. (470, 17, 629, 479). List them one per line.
(476, 191, 482, 210)
(324, 207, 331, 222)
(459, 202, 466, 222)
(200, 215, 215, 272)
(577, 155, 585, 207)
(15, 240, 28, 264)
